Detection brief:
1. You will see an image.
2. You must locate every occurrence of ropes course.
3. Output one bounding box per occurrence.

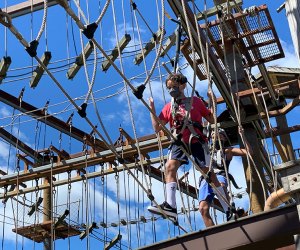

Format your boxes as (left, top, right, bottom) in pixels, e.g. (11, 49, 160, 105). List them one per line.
(0, 0, 300, 249)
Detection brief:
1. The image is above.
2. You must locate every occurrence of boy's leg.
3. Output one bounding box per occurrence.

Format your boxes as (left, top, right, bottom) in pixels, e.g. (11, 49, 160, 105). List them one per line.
(147, 159, 180, 218)
(198, 176, 215, 227)
(165, 159, 181, 208)
(192, 142, 230, 214)
(211, 172, 230, 214)
(199, 200, 214, 227)
(147, 144, 186, 218)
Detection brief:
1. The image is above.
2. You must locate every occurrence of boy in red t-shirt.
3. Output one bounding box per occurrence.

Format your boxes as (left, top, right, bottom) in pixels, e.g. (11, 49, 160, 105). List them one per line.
(147, 73, 230, 219)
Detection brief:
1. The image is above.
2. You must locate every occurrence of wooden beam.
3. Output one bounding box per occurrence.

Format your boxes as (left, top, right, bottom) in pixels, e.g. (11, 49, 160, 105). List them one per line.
(0, 127, 43, 163)
(4, 0, 61, 19)
(196, 0, 243, 21)
(49, 145, 70, 160)
(0, 135, 170, 188)
(265, 125, 300, 138)
(0, 156, 167, 198)
(210, 78, 299, 104)
(267, 95, 300, 117)
(0, 89, 107, 151)
(119, 127, 134, 145)
(138, 204, 300, 250)
(0, 153, 223, 212)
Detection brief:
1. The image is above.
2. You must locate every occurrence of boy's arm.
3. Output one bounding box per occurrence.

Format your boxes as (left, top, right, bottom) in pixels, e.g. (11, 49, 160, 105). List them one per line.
(149, 97, 166, 132)
(226, 138, 253, 158)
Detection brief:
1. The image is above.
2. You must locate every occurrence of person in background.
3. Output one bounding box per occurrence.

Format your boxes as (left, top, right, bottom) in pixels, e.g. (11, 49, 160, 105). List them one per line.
(199, 129, 252, 227)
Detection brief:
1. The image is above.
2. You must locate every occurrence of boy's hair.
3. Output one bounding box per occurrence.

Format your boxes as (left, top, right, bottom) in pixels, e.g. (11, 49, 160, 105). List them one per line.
(165, 73, 187, 87)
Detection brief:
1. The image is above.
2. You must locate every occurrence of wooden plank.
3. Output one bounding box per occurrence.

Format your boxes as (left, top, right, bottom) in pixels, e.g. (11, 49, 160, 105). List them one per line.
(0, 151, 169, 192)
(210, 78, 299, 104)
(138, 204, 300, 250)
(196, 0, 243, 21)
(0, 89, 107, 151)
(12, 220, 81, 243)
(0, 127, 44, 163)
(4, 0, 60, 19)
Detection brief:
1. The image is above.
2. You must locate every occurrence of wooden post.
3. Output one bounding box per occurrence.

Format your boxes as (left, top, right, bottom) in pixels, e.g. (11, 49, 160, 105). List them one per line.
(43, 178, 52, 250)
(240, 128, 267, 213)
(269, 73, 296, 162)
(275, 115, 296, 161)
(224, 36, 268, 213)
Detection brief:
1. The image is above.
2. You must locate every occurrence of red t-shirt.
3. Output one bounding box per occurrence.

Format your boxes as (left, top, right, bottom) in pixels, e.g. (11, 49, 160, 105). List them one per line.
(158, 96, 210, 144)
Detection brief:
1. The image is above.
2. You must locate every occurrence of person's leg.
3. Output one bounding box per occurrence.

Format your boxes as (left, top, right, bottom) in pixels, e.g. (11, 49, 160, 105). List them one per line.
(213, 174, 229, 210)
(198, 177, 215, 227)
(147, 144, 186, 218)
(165, 159, 181, 208)
(199, 200, 214, 227)
(192, 142, 230, 214)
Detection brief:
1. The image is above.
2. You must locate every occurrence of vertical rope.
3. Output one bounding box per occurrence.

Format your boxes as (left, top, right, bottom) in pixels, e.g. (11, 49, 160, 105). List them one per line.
(83, 146, 90, 249)
(50, 149, 56, 250)
(115, 172, 121, 246)
(66, 11, 71, 68)
(85, 0, 90, 23)
(121, 0, 127, 33)
(67, 171, 72, 250)
(127, 171, 132, 248)
(4, 0, 8, 57)
(1, 186, 7, 250)
(35, 0, 48, 42)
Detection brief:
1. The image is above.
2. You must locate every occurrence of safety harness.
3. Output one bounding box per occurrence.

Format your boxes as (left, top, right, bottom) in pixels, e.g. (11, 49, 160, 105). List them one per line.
(212, 149, 241, 189)
(170, 97, 208, 155)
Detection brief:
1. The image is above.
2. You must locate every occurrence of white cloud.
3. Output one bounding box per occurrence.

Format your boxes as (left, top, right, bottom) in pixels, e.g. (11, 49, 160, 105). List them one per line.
(12, 127, 29, 143)
(102, 113, 116, 122)
(108, 22, 147, 53)
(0, 141, 10, 160)
(267, 39, 300, 68)
(0, 106, 10, 118)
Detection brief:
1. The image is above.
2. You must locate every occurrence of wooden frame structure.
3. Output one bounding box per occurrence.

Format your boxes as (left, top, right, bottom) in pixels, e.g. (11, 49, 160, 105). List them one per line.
(0, 0, 300, 249)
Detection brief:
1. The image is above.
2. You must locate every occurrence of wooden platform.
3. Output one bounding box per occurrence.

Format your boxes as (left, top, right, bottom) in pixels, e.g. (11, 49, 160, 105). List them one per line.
(181, 4, 284, 81)
(12, 220, 81, 243)
(138, 204, 300, 250)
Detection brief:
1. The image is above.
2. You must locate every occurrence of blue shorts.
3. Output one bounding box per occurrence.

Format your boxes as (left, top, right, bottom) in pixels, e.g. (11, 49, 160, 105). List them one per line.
(167, 141, 209, 168)
(198, 174, 228, 203)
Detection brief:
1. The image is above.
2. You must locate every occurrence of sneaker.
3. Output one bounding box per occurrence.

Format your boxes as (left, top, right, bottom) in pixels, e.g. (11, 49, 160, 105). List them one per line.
(147, 201, 177, 219)
(236, 207, 246, 218)
(226, 207, 246, 221)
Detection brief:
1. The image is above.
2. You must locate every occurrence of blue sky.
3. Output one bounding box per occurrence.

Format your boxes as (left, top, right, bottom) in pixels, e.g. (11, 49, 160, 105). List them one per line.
(0, 1, 299, 249)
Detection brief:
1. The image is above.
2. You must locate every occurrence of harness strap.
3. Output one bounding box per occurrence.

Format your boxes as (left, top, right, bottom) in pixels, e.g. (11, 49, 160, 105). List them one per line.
(213, 169, 241, 189)
(170, 96, 208, 158)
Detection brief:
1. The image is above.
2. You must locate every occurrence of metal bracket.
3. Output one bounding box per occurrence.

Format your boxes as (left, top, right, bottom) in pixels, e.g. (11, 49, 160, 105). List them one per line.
(274, 159, 300, 220)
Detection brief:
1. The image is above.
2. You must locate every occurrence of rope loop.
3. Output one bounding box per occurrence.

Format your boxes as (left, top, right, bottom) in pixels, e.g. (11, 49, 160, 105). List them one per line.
(67, 171, 72, 190)
(3, 185, 8, 199)
(82, 137, 88, 153)
(115, 172, 119, 180)
(35, 179, 40, 193)
(16, 158, 20, 172)
(147, 165, 152, 188)
(192, 199, 195, 210)
(100, 165, 105, 184)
